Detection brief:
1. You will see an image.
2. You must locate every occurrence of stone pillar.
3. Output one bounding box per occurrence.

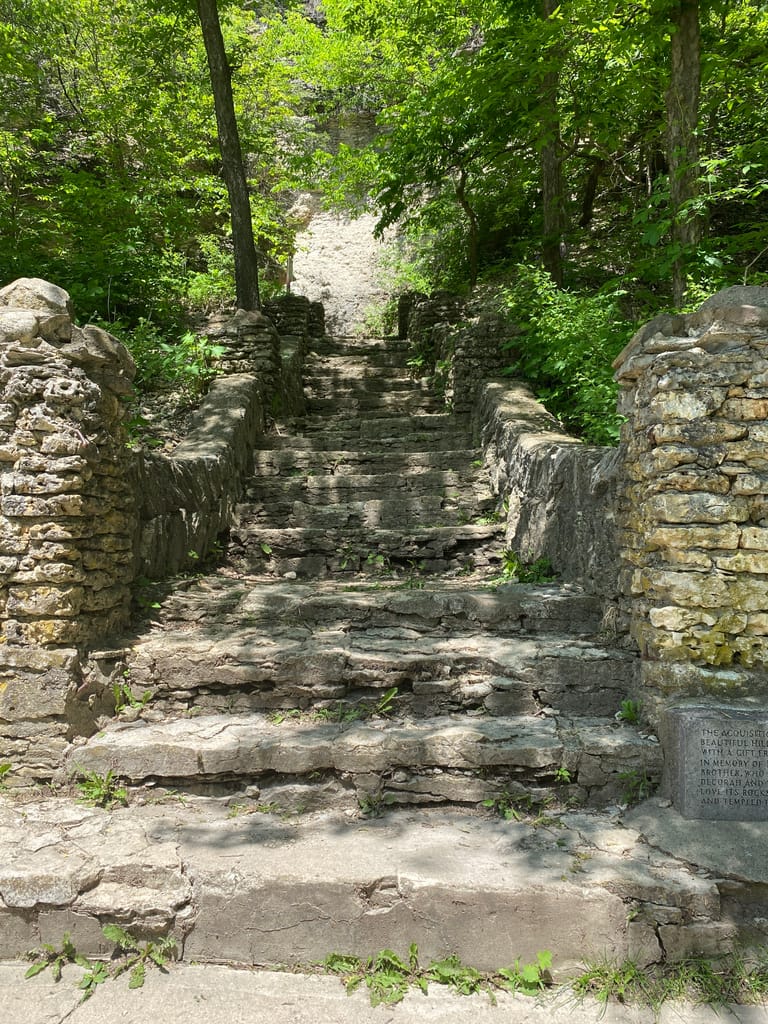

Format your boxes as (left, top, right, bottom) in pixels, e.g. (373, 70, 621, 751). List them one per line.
(203, 308, 281, 394)
(614, 286, 768, 721)
(0, 278, 136, 777)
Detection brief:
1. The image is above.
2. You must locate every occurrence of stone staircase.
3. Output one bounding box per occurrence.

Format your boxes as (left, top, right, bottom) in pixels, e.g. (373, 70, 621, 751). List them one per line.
(5, 328, 736, 977)
(69, 333, 656, 814)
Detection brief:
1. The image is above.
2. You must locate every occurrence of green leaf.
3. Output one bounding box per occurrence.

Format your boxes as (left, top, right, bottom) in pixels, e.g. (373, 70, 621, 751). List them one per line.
(24, 962, 49, 979)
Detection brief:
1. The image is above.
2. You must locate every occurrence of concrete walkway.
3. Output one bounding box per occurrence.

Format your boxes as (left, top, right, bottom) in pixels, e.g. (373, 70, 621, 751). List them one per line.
(5, 961, 768, 1024)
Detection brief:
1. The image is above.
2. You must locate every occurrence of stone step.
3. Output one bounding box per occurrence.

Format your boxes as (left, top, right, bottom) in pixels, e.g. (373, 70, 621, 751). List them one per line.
(303, 369, 422, 390)
(125, 624, 636, 719)
(252, 448, 483, 476)
(245, 497, 491, 530)
(299, 412, 458, 434)
(246, 467, 489, 502)
(65, 712, 660, 810)
(227, 523, 504, 576)
(257, 429, 475, 453)
(1, 795, 733, 972)
(306, 395, 447, 415)
(149, 578, 608, 636)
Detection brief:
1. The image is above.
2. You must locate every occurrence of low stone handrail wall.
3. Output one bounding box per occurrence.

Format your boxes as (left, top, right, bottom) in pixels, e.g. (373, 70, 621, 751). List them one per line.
(475, 379, 620, 600)
(131, 374, 267, 579)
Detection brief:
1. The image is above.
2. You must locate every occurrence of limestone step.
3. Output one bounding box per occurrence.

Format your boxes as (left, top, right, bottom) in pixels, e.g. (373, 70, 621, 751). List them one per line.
(299, 412, 458, 435)
(306, 394, 447, 415)
(257, 428, 475, 453)
(125, 624, 636, 719)
(66, 712, 660, 810)
(1, 795, 735, 972)
(140, 576, 607, 633)
(246, 497, 491, 530)
(252, 448, 483, 476)
(245, 468, 491, 503)
(227, 522, 504, 576)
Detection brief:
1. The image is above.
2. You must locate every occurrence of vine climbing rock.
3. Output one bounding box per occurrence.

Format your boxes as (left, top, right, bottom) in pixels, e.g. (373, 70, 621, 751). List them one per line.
(1, 318, 763, 975)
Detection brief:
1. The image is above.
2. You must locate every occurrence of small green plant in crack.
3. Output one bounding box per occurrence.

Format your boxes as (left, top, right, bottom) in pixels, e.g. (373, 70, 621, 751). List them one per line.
(0, 762, 12, 789)
(502, 550, 557, 583)
(366, 551, 391, 573)
(268, 708, 302, 725)
(101, 924, 176, 990)
(113, 682, 153, 715)
(618, 769, 653, 806)
(358, 791, 395, 818)
(75, 768, 128, 809)
(321, 944, 554, 1006)
(26, 927, 176, 1000)
(497, 950, 553, 995)
(482, 791, 558, 827)
(554, 765, 572, 784)
(615, 698, 642, 725)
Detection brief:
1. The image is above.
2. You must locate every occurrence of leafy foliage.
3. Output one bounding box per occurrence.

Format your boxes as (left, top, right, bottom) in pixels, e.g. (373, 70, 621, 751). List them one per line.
(497, 265, 634, 444)
(25, 926, 176, 1002)
(322, 943, 553, 1005)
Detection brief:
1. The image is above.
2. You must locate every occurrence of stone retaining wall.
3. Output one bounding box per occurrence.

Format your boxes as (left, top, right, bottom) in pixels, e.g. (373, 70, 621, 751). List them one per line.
(614, 285, 768, 716)
(0, 281, 312, 777)
(475, 379, 620, 600)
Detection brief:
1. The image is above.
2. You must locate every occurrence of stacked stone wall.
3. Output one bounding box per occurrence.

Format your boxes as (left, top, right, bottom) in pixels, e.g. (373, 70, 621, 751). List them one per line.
(476, 379, 620, 599)
(0, 279, 137, 774)
(614, 286, 768, 712)
(0, 281, 311, 777)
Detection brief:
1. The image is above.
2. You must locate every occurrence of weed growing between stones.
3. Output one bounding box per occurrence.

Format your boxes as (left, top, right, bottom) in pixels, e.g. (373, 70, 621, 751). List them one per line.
(75, 768, 129, 809)
(0, 762, 12, 789)
(25, 927, 176, 1001)
(320, 944, 553, 1006)
(615, 698, 642, 725)
(482, 790, 562, 827)
(488, 550, 557, 586)
(572, 950, 768, 1010)
(618, 769, 654, 806)
(113, 681, 153, 716)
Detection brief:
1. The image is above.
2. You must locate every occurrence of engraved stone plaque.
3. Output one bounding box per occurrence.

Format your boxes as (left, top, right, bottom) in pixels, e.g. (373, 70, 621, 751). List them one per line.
(664, 701, 768, 820)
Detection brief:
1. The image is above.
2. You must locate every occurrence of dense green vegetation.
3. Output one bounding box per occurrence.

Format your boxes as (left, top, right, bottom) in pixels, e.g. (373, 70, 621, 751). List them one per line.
(1, 1, 767, 434)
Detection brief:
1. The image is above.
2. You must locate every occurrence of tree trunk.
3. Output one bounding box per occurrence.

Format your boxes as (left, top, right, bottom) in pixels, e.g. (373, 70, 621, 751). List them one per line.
(195, 0, 260, 310)
(666, 0, 701, 307)
(540, 0, 565, 287)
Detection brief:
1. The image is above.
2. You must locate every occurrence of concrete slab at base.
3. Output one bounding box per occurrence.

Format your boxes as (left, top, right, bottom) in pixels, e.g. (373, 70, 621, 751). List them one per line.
(5, 963, 768, 1024)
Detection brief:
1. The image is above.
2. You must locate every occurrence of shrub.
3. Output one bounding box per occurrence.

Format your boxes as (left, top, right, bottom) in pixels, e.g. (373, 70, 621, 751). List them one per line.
(497, 265, 635, 445)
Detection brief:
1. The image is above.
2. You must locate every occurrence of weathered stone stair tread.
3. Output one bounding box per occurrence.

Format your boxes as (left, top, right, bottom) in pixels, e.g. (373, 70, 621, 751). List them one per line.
(252, 448, 483, 474)
(247, 468, 489, 498)
(233, 523, 502, 548)
(1, 794, 728, 970)
(68, 712, 655, 782)
(257, 430, 476, 452)
(156, 578, 607, 634)
(249, 499, 486, 530)
(126, 628, 635, 718)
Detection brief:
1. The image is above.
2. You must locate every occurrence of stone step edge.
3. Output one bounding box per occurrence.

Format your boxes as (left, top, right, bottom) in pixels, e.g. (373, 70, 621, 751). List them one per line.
(0, 796, 732, 972)
(65, 713, 661, 783)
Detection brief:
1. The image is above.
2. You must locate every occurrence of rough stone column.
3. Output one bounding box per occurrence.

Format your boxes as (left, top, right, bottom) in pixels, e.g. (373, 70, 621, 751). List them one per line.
(204, 308, 281, 394)
(614, 286, 768, 720)
(0, 278, 136, 776)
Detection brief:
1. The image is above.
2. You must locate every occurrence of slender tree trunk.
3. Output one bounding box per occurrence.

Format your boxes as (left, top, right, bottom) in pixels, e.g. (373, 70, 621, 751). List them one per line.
(666, 0, 701, 307)
(195, 0, 260, 310)
(540, 0, 565, 287)
(455, 168, 480, 287)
